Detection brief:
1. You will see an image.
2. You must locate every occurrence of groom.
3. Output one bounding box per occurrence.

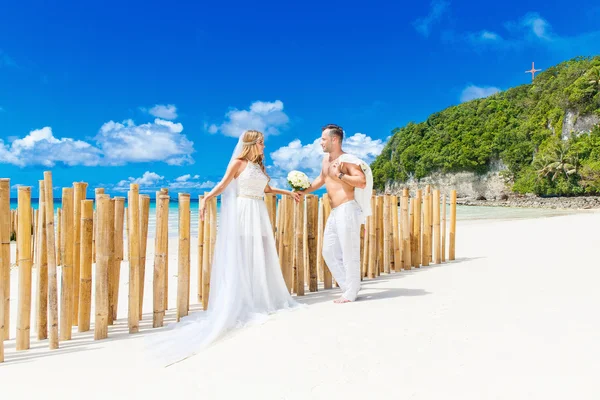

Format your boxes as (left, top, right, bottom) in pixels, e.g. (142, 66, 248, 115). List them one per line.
(299, 124, 373, 303)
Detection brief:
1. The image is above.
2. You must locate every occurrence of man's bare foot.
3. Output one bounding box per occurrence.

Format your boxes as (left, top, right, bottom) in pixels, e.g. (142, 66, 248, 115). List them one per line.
(333, 297, 351, 304)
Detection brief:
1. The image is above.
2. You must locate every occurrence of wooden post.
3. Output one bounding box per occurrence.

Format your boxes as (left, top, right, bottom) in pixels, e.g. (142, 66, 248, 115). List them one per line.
(93, 188, 104, 264)
(36, 180, 48, 340)
(449, 190, 457, 260)
(112, 197, 125, 322)
(72, 182, 87, 326)
(106, 199, 115, 325)
(321, 194, 332, 289)
(138, 194, 150, 319)
(56, 208, 61, 266)
(95, 194, 110, 340)
(401, 189, 411, 271)
(209, 196, 217, 296)
(376, 196, 384, 275)
(422, 193, 430, 267)
(128, 184, 140, 333)
(160, 188, 169, 311)
(276, 197, 283, 256)
(60, 187, 74, 340)
(361, 214, 369, 278)
(177, 193, 191, 321)
(201, 194, 211, 311)
(415, 190, 422, 267)
(306, 195, 318, 292)
(78, 200, 93, 332)
(153, 194, 169, 327)
(266, 193, 277, 237)
(43, 172, 59, 349)
(16, 186, 32, 350)
(0, 179, 10, 346)
(294, 196, 305, 296)
(433, 189, 441, 264)
(367, 195, 377, 278)
(282, 196, 294, 292)
(392, 195, 400, 272)
(442, 194, 447, 262)
(316, 198, 325, 283)
(197, 195, 204, 303)
(383, 195, 391, 274)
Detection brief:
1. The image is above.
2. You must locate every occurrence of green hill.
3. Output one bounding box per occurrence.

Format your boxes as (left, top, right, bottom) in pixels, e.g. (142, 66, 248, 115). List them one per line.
(371, 55, 600, 196)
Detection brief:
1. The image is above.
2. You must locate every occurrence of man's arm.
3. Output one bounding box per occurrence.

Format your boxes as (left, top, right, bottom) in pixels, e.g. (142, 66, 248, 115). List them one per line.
(338, 162, 366, 189)
(299, 173, 325, 195)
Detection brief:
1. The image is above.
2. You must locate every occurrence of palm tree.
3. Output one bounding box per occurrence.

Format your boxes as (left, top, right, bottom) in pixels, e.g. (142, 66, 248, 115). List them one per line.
(534, 141, 579, 181)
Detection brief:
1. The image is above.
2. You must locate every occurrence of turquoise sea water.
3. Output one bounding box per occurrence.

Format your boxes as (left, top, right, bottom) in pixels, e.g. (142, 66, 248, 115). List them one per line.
(9, 198, 583, 238)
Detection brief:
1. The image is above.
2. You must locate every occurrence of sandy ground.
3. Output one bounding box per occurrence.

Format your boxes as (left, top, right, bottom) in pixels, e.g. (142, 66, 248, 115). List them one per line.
(1, 212, 600, 399)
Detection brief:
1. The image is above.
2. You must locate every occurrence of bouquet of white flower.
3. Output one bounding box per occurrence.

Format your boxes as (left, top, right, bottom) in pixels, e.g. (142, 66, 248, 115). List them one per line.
(287, 170, 311, 191)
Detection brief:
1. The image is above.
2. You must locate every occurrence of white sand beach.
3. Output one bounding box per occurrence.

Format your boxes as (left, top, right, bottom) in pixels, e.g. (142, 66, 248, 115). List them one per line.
(2, 210, 600, 399)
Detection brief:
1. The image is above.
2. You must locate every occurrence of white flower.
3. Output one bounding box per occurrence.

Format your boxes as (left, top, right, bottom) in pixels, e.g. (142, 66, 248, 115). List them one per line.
(287, 170, 310, 191)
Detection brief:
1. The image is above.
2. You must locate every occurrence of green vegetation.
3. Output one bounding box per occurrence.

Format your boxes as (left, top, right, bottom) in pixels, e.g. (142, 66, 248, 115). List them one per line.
(371, 56, 600, 196)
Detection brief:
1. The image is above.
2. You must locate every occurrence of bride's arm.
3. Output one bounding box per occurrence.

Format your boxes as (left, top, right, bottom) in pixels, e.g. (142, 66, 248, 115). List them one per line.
(264, 184, 300, 202)
(200, 159, 243, 219)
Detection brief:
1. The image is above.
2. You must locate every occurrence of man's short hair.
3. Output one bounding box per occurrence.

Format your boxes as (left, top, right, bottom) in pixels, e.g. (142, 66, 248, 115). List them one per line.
(322, 124, 344, 141)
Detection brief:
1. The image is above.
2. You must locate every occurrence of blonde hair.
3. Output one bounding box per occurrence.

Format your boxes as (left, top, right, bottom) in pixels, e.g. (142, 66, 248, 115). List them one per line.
(236, 130, 270, 180)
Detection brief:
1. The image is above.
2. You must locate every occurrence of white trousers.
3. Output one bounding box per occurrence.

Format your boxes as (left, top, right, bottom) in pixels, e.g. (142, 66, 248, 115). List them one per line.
(322, 200, 363, 301)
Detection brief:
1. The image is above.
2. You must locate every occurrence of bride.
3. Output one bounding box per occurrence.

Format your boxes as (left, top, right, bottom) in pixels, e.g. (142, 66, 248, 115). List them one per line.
(147, 129, 304, 366)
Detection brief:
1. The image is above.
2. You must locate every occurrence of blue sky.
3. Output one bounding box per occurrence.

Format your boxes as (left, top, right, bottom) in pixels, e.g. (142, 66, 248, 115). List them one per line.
(1, 0, 599, 198)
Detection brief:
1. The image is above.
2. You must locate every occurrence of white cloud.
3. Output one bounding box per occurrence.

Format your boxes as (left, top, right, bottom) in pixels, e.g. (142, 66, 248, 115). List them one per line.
(96, 118, 194, 166)
(116, 171, 164, 189)
(0, 118, 195, 167)
(413, 0, 449, 37)
(269, 133, 385, 185)
(144, 104, 178, 120)
(0, 127, 102, 167)
(208, 100, 290, 138)
(460, 85, 501, 102)
(112, 171, 214, 193)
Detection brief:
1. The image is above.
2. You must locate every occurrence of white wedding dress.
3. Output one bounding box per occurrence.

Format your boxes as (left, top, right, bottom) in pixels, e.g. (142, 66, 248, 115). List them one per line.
(146, 141, 303, 367)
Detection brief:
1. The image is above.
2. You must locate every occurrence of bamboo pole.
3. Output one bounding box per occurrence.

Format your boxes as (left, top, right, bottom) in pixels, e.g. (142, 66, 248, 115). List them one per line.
(160, 188, 169, 311)
(426, 185, 432, 262)
(60, 187, 74, 341)
(415, 190, 422, 267)
(112, 197, 125, 322)
(433, 189, 441, 264)
(16, 186, 32, 350)
(36, 180, 48, 340)
(138, 194, 150, 319)
(442, 194, 447, 262)
(201, 194, 211, 311)
(383, 195, 391, 274)
(266, 193, 277, 237)
(93, 188, 104, 264)
(0, 179, 10, 345)
(283, 196, 294, 292)
(392, 195, 400, 272)
(31, 208, 37, 265)
(376, 196, 383, 276)
(78, 200, 93, 332)
(306, 194, 318, 292)
(321, 194, 332, 289)
(153, 194, 169, 327)
(276, 197, 283, 255)
(177, 193, 191, 321)
(43, 172, 59, 349)
(107, 199, 115, 325)
(410, 199, 417, 268)
(361, 214, 370, 278)
(316, 198, 325, 283)
(294, 196, 305, 295)
(401, 189, 411, 271)
(449, 190, 457, 260)
(422, 193, 431, 267)
(95, 194, 110, 340)
(72, 182, 87, 326)
(367, 195, 377, 278)
(197, 195, 204, 303)
(56, 208, 61, 266)
(128, 184, 140, 333)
